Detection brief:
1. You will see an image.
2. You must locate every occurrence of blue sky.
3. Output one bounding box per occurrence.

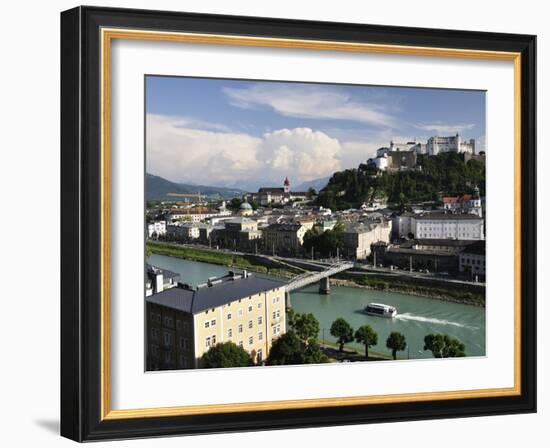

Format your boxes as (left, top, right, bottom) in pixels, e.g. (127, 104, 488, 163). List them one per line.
(146, 76, 485, 190)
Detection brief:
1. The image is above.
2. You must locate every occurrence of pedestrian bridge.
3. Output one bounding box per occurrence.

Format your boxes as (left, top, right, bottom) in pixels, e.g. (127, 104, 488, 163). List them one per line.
(286, 261, 355, 295)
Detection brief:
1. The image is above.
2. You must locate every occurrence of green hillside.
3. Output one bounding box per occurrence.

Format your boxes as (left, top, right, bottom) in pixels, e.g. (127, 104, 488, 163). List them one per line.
(317, 152, 485, 210)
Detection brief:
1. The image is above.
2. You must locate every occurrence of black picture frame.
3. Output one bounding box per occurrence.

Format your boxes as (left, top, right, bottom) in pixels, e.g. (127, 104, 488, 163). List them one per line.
(61, 5, 536, 442)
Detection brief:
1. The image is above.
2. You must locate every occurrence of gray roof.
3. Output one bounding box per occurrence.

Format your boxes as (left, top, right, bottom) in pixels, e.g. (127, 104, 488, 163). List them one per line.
(415, 213, 483, 221)
(146, 273, 285, 314)
(146, 264, 180, 280)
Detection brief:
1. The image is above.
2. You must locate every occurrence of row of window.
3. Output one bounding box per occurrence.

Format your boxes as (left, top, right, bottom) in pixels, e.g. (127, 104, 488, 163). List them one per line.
(208, 332, 264, 349)
(149, 312, 191, 332)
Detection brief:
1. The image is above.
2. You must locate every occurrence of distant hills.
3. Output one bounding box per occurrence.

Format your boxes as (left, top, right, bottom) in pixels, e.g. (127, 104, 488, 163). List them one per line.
(294, 176, 330, 192)
(146, 173, 245, 200)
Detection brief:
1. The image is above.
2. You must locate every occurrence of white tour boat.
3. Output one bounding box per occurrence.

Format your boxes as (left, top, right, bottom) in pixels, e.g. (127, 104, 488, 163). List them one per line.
(364, 302, 398, 318)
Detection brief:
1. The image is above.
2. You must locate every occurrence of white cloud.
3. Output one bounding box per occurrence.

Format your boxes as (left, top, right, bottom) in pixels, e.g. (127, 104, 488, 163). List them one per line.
(146, 115, 349, 187)
(259, 128, 342, 183)
(146, 114, 262, 185)
(414, 122, 476, 134)
(223, 84, 396, 127)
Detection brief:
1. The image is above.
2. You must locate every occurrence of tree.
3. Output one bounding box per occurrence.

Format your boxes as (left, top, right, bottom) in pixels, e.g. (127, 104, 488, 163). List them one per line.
(266, 331, 306, 366)
(303, 340, 329, 364)
(330, 318, 354, 352)
(423, 334, 466, 358)
(386, 332, 407, 360)
(200, 341, 252, 368)
(354, 325, 378, 360)
(287, 310, 320, 342)
(228, 197, 243, 211)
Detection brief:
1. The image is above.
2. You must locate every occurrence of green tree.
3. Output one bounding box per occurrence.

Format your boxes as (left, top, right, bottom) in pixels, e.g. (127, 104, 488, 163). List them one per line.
(266, 331, 306, 366)
(228, 197, 243, 211)
(287, 310, 320, 342)
(200, 341, 252, 368)
(354, 325, 378, 360)
(386, 332, 407, 360)
(423, 334, 466, 358)
(303, 340, 329, 364)
(330, 318, 354, 352)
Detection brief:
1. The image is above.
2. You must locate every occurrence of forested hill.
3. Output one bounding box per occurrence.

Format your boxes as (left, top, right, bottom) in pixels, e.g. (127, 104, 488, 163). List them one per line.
(316, 152, 485, 211)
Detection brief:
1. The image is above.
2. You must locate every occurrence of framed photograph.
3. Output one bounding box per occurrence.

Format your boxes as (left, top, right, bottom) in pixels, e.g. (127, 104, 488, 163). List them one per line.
(60, 6, 536, 441)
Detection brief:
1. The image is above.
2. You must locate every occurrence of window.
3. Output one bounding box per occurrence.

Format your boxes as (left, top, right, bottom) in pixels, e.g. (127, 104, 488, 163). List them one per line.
(248, 320, 253, 329)
(176, 319, 182, 330)
(204, 321, 210, 329)
(205, 337, 211, 348)
(248, 305, 253, 312)
(276, 310, 281, 318)
(228, 328, 233, 338)
(163, 331, 172, 346)
(211, 319, 216, 326)
(151, 328, 159, 341)
(212, 335, 216, 345)
(272, 311, 276, 319)
(258, 332, 263, 341)
(163, 316, 173, 327)
(150, 344, 159, 357)
(238, 324, 243, 333)
(249, 336, 253, 345)
(227, 313, 232, 320)
(258, 316, 263, 325)
(257, 302, 262, 309)
(238, 308, 243, 316)
(179, 337, 189, 349)
(238, 341, 243, 347)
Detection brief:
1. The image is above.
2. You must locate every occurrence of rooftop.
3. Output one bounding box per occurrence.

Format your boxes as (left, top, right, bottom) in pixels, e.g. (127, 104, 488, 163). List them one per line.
(146, 271, 286, 314)
(415, 213, 483, 221)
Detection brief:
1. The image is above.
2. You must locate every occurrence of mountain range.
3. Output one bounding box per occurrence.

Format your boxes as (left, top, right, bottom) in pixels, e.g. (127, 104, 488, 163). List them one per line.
(146, 173, 246, 200)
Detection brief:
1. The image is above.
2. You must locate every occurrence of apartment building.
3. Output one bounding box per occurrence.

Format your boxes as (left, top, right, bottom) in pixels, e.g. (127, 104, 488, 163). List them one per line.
(146, 270, 286, 370)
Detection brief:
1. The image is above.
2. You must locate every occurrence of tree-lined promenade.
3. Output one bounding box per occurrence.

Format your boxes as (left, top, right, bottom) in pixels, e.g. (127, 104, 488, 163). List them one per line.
(199, 311, 466, 368)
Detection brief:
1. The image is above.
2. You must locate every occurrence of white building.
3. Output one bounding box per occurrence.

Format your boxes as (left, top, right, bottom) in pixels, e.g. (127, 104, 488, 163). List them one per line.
(342, 220, 392, 259)
(393, 212, 484, 240)
(459, 241, 486, 279)
(414, 214, 484, 240)
(147, 220, 166, 238)
(426, 134, 476, 156)
(166, 207, 231, 223)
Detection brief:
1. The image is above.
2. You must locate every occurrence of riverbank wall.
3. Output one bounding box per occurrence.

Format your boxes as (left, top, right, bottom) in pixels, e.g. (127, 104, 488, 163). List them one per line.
(147, 242, 485, 306)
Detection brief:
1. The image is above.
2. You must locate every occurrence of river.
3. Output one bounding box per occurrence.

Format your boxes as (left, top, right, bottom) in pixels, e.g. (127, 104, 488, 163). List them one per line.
(147, 254, 486, 359)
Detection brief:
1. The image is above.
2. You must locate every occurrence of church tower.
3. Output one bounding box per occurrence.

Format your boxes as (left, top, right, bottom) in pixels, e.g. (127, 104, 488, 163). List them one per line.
(283, 176, 290, 194)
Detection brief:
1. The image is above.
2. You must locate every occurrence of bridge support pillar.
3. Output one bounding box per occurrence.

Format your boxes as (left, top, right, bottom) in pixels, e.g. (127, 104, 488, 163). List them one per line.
(285, 291, 292, 308)
(319, 277, 331, 295)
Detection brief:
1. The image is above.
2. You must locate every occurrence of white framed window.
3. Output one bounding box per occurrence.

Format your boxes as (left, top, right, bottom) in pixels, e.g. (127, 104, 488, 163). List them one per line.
(211, 319, 216, 326)
(238, 308, 243, 316)
(227, 313, 232, 320)
(258, 316, 263, 325)
(257, 302, 262, 309)
(228, 328, 232, 338)
(212, 335, 216, 345)
(238, 341, 243, 347)
(248, 305, 253, 312)
(238, 324, 243, 333)
(204, 321, 210, 329)
(163, 331, 172, 346)
(248, 320, 253, 329)
(258, 332, 263, 341)
(205, 337, 211, 348)
(249, 336, 253, 345)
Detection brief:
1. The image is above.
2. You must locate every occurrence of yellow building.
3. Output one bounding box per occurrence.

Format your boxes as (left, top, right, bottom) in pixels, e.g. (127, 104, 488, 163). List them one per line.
(146, 269, 286, 370)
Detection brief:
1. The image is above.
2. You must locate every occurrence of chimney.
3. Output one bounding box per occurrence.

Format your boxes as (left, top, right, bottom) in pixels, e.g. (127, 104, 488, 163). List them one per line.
(154, 269, 164, 293)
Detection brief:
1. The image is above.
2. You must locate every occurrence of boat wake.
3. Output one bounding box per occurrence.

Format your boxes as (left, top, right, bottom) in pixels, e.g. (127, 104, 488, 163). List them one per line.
(395, 313, 478, 330)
